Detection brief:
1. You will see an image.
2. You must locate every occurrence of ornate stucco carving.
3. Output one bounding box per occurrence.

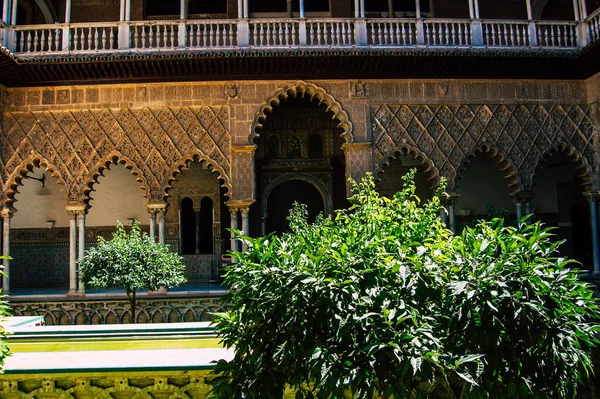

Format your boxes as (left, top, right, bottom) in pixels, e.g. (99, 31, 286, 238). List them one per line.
(372, 104, 595, 192)
(1, 106, 231, 205)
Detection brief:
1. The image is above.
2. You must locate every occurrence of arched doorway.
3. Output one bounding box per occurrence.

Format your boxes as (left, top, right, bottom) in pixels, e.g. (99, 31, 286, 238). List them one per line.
(532, 151, 591, 269)
(376, 154, 435, 202)
(10, 166, 69, 291)
(266, 180, 325, 234)
(254, 92, 346, 235)
(455, 153, 515, 231)
(166, 160, 227, 284)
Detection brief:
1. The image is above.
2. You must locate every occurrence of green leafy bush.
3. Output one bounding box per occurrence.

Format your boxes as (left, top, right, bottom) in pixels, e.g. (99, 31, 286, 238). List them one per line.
(0, 257, 11, 370)
(79, 222, 186, 322)
(210, 171, 599, 398)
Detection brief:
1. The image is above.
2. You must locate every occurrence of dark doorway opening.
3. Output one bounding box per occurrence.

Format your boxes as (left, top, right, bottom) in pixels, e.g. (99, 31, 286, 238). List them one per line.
(266, 180, 324, 234)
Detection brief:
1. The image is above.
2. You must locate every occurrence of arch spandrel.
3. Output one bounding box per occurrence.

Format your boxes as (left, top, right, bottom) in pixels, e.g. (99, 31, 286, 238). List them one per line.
(250, 81, 354, 145)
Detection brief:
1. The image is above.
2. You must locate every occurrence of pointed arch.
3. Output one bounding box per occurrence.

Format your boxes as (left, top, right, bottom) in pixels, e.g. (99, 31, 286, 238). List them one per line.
(261, 173, 332, 222)
(165, 153, 231, 201)
(250, 81, 354, 145)
(531, 142, 594, 191)
(4, 154, 68, 209)
(83, 153, 151, 206)
(375, 144, 440, 187)
(455, 143, 522, 193)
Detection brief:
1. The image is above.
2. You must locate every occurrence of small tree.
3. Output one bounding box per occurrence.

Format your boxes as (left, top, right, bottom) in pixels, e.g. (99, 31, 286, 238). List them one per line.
(79, 222, 186, 323)
(210, 171, 599, 398)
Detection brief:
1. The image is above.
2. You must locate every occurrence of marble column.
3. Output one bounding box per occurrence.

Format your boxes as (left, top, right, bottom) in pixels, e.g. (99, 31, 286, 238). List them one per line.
(229, 207, 239, 255)
(148, 208, 157, 241)
(587, 193, 600, 273)
(1, 208, 11, 295)
(525, 0, 533, 20)
(77, 210, 86, 293)
(125, 0, 131, 21)
(446, 194, 459, 234)
(513, 191, 534, 226)
(65, 0, 72, 22)
(10, 0, 17, 25)
(67, 210, 77, 295)
(240, 207, 250, 251)
(180, 0, 188, 19)
(572, 0, 581, 20)
(299, 0, 305, 18)
(2, 0, 10, 24)
(158, 209, 166, 245)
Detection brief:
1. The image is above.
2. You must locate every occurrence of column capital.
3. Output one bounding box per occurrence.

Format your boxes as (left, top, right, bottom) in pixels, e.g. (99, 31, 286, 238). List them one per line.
(146, 202, 167, 216)
(341, 142, 371, 153)
(584, 191, 600, 201)
(0, 208, 13, 218)
(227, 200, 255, 211)
(65, 203, 86, 212)
(512, 190, 535, 203)
(441, 192, 460, 206)
(65, 203, 86, 219)
(146, 202, 167, 210)
(232, 145, 257, 154)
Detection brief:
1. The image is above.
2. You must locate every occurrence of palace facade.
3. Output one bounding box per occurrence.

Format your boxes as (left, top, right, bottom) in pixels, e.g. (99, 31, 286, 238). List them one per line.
(0, 0, 600, 304)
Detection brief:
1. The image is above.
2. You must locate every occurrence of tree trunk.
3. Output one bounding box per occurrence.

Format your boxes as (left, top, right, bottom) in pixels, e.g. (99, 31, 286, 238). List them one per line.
(130, 290, 137, 324)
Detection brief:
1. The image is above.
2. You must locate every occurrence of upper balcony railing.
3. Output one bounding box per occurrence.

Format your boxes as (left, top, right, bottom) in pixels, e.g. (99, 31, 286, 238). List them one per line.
(0, 16, 595, 58)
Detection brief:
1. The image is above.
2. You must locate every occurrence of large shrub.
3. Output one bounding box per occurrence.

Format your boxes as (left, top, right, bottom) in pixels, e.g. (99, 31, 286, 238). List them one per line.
(211, 171, 599, 398)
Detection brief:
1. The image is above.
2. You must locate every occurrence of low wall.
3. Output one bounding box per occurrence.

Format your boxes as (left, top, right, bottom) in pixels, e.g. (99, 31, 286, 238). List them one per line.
(10, 297, 228, 325)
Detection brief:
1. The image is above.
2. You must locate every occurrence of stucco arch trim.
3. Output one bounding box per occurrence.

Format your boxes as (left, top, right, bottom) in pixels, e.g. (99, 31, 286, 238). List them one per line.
(250, 81, 354, 145)
(261, 173, 333, 222)
(455, 143, 523, 194)
(165, 153, 232, 201)
(530, 142, 594, 192)
(83, 153, 151, 206)
(4, 154, 68, 210)
(376, 144, 441, 188)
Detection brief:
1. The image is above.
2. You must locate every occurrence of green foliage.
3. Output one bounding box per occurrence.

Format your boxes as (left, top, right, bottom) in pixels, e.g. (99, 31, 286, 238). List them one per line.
(210, 171, 600, 398)
(79, 222, 186, 322)
(0, 256, 11, 372)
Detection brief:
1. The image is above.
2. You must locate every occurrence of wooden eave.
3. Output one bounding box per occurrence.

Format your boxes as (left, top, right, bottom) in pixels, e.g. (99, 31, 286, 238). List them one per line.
(0, 47, 598, 87)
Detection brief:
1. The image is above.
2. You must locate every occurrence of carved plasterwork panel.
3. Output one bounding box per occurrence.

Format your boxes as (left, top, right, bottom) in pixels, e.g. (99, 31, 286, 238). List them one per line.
(372, 104, 596, 191)
(231, 148, 255, 201)
(343, 143, 372, 196)
(0, 106, 231, 205)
